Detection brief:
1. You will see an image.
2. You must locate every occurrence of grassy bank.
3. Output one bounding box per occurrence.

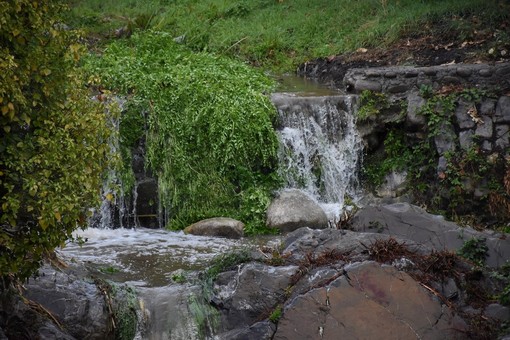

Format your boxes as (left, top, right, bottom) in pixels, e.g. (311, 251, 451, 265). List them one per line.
(68, 0, 507, 72)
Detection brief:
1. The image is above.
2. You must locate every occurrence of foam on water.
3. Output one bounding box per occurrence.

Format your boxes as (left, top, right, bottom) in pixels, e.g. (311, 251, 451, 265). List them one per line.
(61, 227, 277, 287)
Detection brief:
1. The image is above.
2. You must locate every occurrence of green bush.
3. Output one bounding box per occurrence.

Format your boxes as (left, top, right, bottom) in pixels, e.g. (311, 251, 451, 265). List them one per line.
(0, 1, 112, 285)
(85, 31, 280, 233)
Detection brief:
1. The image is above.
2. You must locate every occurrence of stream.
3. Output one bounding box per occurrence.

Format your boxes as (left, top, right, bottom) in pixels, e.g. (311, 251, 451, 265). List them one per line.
(58, 75, 362, 339)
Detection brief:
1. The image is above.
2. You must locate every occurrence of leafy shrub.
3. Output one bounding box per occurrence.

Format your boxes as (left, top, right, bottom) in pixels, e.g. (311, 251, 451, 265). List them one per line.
(457, 237, 488, 266)
(0, 1, 112, 285)
(85, 31, 280, 233)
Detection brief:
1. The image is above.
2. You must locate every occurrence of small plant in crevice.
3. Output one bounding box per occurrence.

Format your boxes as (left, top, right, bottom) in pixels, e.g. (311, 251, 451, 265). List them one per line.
(269, 305, 283, 323)
(361, 128, 435, 190)
(356, 90, 391, 122)
(457, 237, 489, 267)
(204, 249, 252, 283)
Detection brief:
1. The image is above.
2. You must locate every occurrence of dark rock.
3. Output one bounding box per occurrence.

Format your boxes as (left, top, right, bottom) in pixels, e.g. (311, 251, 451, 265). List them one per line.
(434, 122, 456, 155)
(22, 266, 111, 340)
(266, 189, 328, 232)
(474, 116, 493, 138)
(455, 99, 476, 129)
(485, 303, 510, 322)
(212, 262, 298, 330)
(354, 79, 382, 92)
(495, 125, 510, 151)
(459, 130, 475, 150)
(184, 217, 244, 239)
(480, 99, 497, 116)
(442, 76, 461, 84)
(350, 203, 510, 267)
(495, 96, 510, 123)
(0, 264, 112, 340)
(387, 84, 409, 93)
(406, 92, 427, 127)
(135, 178, 159, 228)
(457, 67, 472, 77)
(479, 68, 493, 77)
(216, 321, 275, 340)
(404, 70, 419, 78)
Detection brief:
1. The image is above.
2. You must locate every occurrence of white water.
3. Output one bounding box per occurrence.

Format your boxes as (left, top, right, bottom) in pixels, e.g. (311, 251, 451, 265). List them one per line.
(272, 93, 362, 221)
(61, 227, 277, 287)
(60, 228, 280, 339)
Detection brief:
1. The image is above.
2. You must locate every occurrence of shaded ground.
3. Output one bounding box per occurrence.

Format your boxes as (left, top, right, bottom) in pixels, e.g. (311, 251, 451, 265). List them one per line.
(298, 14, 510, 87)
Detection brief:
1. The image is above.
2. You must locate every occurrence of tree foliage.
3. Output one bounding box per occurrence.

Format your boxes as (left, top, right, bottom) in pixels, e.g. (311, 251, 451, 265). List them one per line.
(85, 31, 280, 233)
(0, 0, 112, 285)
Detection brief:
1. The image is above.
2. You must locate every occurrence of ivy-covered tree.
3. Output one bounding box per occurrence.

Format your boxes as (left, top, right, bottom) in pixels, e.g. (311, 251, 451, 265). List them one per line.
(0, 1, 111, 285)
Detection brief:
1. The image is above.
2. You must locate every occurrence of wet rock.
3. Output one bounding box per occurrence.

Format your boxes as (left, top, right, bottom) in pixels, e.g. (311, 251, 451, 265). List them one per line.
(266, 189, 328, 232)
(216, 321, 275, 340)
(184, 217, 244, 239)
(274, 261, 457, 340)
(135, 178, 159, 228)
(212, 262, 299, 330)
(0, 289, 76, 340)
(0, 264, 111, 340)
(350, 203, 510, 267)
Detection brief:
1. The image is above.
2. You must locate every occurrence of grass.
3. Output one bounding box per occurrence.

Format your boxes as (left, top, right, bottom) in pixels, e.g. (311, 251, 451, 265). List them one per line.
(67, 0, 507, 72)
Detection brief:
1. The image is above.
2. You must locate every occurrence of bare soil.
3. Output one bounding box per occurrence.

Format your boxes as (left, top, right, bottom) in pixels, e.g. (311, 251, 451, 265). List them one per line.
(298, 14, 510, 87)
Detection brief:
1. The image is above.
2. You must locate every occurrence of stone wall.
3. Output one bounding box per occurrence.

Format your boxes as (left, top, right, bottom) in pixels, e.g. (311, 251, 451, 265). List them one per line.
(340, 62, 510, 222)
(344, 62, 510, 157)
(344, 63, 510, 95)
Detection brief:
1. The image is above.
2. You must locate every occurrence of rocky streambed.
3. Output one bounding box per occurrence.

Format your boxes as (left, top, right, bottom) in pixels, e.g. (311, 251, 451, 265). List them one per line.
(2, 202, 510, 339)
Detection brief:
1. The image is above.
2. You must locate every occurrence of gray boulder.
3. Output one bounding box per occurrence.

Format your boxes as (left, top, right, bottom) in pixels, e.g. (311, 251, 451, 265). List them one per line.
(184, 217, 244, 239)
(266, 189, 328, 232)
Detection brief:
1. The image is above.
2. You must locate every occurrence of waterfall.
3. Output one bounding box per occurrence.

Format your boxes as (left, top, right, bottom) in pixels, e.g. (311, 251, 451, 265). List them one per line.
(271, 93, 362, 221)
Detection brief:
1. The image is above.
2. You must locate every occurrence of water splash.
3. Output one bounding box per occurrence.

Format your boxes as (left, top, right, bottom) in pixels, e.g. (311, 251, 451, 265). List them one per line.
(272, 93, 362, 220)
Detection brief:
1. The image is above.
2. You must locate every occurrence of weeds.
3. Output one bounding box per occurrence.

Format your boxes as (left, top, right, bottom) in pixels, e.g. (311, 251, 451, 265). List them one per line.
(457, 237, 489, 267)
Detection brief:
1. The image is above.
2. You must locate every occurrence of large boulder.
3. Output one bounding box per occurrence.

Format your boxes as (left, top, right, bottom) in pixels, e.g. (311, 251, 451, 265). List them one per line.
(274, 261, 459, 340)
(184, 217, 244, 239)
(350, 203, 510, 267)
(0, 264, 112, 340)
(266, 189, 328, 232)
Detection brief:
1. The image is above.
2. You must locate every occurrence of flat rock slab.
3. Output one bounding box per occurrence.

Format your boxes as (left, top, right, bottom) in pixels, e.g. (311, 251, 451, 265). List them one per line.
(184, 217, 244, 239)
(351, 203, 510, 267)
(274, 261, 459, 340)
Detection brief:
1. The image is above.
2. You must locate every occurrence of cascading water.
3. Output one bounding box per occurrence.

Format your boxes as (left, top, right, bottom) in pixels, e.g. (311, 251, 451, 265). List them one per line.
(62, 78, 361, 339)
(271, 92, 363, 222)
